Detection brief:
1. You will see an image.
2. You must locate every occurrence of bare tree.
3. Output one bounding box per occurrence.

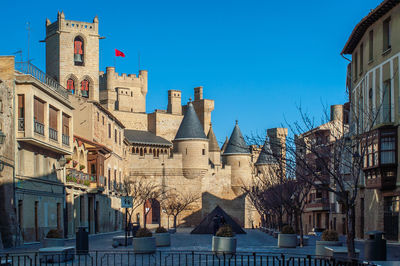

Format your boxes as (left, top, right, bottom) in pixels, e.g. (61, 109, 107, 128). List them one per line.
(161, 190, 199, 229)
(122, 177, 160, 229)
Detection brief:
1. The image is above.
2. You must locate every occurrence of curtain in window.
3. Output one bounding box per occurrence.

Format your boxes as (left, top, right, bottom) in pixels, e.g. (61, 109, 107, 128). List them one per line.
(81, 80, 89, 97)
(67, 79, 75, 93)
(74, 41, 83, 54)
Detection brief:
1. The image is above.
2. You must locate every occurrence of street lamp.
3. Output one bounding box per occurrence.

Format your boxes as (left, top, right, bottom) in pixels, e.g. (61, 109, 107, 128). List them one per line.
(0, 130, 6, 145)
(59, 156, 67, 168)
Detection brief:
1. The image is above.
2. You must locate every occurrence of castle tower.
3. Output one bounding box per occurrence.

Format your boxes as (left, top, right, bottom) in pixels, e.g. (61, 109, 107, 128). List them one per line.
(45, 12, 100, 101)
(167, 90, 182, 115)
(221, 136, 229, 153)
(191, 87, 214, 135)
(173, 102, 209, 179)
(99, 67, 148, 112)
(222, 121, 251, 191)
(254, 137, 280, 183)
(266, 128, 288, 161)
(207, 123, 221, 166)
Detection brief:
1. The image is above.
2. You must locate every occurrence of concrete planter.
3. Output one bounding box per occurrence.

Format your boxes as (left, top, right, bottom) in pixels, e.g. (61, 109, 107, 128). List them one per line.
(133, 237, 156, 254)
(42, 238, 65, 248)
(315, 241, 342, 257)
(297, 236, 309, 246)
(155, 233, 171, 247)
(278, 234, 297, 248)
(113, 236, 133, 246)
(212, 236, 237, 254)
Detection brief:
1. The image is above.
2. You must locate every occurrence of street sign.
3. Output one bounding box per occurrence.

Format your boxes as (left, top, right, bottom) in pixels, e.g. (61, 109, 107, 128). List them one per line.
(121, 196, 133, 208)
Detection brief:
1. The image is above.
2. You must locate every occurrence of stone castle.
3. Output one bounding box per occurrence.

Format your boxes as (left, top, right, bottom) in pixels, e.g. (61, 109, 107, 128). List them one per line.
(43, 11, 288, 229)
(0, 11, 288, 246)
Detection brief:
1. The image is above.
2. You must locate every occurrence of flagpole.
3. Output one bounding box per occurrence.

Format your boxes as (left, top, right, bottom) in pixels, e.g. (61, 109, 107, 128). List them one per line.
(114, 56, 116, 70)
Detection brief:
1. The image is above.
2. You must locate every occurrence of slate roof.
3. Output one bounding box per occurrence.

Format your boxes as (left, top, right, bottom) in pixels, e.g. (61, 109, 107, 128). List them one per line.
(207, 124, 220, 152)
(255, 137, 276, 165)
(221, 136, 229, 153)
(174, 102, 207, 140)
(124, 129, 172, 146)
(223, 121, 250, 155)
(191, 205, 246, 234)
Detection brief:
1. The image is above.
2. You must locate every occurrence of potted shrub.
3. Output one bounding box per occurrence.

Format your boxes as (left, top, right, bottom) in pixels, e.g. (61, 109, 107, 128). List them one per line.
(133, 228, 156, 253)
(42, 229, 65, 247)
(278, 225, 297, 248)
(79, 165, 85, 171)
(316, 230, 341, 257)
(73, 161, 78, 167)
(212, 225, 236, 254)
(154, 226, 170, 247)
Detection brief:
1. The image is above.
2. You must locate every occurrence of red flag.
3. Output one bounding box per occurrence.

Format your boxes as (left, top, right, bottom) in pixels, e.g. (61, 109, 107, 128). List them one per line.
(115, 49, 125, 57)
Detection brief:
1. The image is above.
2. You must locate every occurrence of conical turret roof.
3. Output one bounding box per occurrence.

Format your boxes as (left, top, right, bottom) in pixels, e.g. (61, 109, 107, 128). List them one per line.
(255, 137, 276, 165)
(207, 124, 220, 152)
(223, 121, 250, 155)
(221, 137, 229, 153)
(174, 102, 207, 140)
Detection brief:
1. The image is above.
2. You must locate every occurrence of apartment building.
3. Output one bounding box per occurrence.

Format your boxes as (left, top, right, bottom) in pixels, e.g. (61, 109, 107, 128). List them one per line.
(341, 0, 400, 241)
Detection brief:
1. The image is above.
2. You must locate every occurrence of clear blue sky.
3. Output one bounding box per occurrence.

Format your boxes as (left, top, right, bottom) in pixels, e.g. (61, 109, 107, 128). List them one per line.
(1, 0, 382, 144)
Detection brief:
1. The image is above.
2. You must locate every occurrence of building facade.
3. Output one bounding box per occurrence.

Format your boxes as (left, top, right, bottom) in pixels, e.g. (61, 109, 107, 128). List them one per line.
(342, 0, 400, 241)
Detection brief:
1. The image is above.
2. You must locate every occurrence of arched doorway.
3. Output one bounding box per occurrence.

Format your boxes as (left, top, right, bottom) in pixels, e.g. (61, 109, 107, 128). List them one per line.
(144, 199, 160, 225)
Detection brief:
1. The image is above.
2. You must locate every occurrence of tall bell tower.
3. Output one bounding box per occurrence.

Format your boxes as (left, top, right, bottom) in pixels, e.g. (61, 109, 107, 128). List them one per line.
(45, 11, 100, 101)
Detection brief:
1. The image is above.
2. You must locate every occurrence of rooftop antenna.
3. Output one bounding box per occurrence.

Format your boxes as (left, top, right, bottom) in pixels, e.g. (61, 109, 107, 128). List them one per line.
(26, 22, 31, 63)
(138, 51, 140, 71)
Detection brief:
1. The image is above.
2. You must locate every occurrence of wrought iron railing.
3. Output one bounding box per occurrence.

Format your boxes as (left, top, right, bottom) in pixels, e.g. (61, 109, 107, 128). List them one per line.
(15, 62, 69, 99)
(62, 134, 70, 146)
(49, 127, 58, 141)
(18, 118, 25, 131)
(0, 250, 377, 266)
(34, 120, 44, 135)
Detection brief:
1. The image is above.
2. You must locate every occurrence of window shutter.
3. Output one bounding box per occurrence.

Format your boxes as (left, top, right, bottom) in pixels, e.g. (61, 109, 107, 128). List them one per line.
(62, 114, 69, 136)
(18, 95, 24, 118)
(49, 106, 58, 130)
(34, 98, 44, 123)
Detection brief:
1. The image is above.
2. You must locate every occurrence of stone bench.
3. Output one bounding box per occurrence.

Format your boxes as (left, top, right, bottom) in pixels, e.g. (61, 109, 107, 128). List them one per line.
(113, 236, 133, 246)
(39, 246, 75, 263)
(324, 246, 360, 259)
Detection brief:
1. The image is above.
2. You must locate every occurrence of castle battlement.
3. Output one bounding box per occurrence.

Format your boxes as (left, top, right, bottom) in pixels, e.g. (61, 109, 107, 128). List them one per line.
(46, 12, 99, 37)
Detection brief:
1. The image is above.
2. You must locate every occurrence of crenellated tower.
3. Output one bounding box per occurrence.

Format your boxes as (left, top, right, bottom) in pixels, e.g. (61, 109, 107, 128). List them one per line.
(45, 11, 100, 101)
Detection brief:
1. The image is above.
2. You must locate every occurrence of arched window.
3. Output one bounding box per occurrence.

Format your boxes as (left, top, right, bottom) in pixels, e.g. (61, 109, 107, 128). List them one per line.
(81, 80, 89, 98)
(67, 78, 75, 94)
(74, 36, 84, 66)
(140, 148, 144, 156)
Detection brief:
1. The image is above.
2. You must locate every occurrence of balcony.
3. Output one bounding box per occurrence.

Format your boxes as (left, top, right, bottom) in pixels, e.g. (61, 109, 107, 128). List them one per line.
(18, 118, 24, 131)
(49, 127, 58, 141)
(34, 120, 44, 135)
(305, 198, 330, 212)
(15, 62, 69, 99)
(66, 168, 96, 187)
(366, 171, 397, 190)
(62, 134, 70, 146)
(362, 126, 397, 190)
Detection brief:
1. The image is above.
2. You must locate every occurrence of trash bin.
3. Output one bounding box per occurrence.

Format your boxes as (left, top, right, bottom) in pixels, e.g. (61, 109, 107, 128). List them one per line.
(364, 231, 386, 261)
(76, 226, 89, 254)
(132, 222, 140, 237)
